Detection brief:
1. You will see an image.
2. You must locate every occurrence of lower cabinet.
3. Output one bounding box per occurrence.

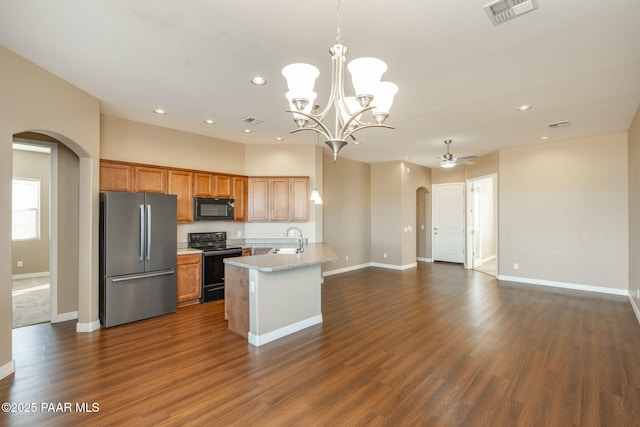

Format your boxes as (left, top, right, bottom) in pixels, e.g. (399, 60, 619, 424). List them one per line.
(177, 253, 202, 307)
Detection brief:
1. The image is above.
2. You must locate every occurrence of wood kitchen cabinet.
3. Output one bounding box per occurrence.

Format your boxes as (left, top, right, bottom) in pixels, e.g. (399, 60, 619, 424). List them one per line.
(248, 177, 308, 222)
(168, 169, 193, 222)
(134, 166, 167, 193)
(290, 177, 309, 221)
(100, 160, 134, 192)
(232, 176, 248, 222)
(215, 175, 233, 197)
(193, 172, 215, 197)
(177, 253, 201, 307)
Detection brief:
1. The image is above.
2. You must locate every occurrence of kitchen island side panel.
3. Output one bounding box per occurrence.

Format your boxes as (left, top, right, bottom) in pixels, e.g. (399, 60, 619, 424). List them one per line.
(250, 264, 322, 336)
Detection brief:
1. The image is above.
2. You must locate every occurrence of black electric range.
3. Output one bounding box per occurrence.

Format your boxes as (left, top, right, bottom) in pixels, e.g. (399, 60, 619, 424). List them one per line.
(187, 232, 242, 303)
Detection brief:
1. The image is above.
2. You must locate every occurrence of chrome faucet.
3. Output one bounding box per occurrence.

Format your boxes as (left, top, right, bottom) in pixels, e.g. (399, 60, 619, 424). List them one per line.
(284, 227, 304, 253)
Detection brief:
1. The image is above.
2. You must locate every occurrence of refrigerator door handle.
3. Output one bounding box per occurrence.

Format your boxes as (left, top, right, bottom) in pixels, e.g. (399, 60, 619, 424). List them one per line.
(139, 204, 145, 261)
(146, 204, 152, 261)
(111, 269, 175, 283)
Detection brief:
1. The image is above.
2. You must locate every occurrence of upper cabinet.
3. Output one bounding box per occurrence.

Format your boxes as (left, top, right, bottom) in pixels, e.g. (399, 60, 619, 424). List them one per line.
(100, 160, 134, 192)
(168, 169, 194, 222)
(99, 160, 289, 224)
(135, 166, 167, 193)
(193, 172, 215, 197)
(248, 177, 308, 222)
(215, 175, 233, 198)
(193, 172, 233, 198)
(232, 176, 248, 222)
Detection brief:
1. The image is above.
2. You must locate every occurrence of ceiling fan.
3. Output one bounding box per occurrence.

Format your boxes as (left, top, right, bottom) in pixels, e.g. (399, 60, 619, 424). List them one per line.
(437, 139, 477, 168)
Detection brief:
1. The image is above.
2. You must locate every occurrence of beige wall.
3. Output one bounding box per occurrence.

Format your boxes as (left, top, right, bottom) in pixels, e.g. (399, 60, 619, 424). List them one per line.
(499, 133, 628, 290)
(101, 115, 245, 174)
(57, 143, 80, 314)
(628, 106, 640, 310)
(1, 45, 100, 376)
(11, 150, 50, 275)
(371, 162, 403, 265)
(322, 154, 371, 272)
(401, 162, 432, 266)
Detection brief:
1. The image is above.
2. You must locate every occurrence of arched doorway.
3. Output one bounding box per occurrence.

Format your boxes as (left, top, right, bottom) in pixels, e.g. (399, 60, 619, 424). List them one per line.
(11, 132, 80, 327)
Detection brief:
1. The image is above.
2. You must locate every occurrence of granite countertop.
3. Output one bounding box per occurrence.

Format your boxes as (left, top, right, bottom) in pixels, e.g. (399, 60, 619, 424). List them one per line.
(223, 243, 337, 272)
(177, 248, 202, 256)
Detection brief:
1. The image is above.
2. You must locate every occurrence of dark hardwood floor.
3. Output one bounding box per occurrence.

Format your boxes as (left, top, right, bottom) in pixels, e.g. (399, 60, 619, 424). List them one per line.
(2, 262, 640, 426)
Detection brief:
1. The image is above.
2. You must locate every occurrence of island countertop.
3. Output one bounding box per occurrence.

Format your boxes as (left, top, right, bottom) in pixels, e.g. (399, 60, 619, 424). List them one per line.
(223, 243, 337, 272)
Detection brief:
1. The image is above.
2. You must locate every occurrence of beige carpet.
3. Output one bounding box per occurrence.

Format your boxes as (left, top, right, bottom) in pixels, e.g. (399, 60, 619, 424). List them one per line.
(12, 276, 50, 328)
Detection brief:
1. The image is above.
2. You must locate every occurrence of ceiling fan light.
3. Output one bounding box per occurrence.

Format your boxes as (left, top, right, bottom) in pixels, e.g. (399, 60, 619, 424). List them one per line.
(347, 57, 387, 99)
(282, 63, 320, 97)
(441, 162, 456, 168)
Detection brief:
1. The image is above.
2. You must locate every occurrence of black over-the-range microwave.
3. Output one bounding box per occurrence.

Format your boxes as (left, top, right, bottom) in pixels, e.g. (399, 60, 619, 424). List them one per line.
(194, 197, 235, 221)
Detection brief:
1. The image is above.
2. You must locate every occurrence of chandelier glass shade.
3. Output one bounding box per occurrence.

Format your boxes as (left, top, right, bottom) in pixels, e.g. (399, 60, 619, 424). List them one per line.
(281, 4, 398, 161)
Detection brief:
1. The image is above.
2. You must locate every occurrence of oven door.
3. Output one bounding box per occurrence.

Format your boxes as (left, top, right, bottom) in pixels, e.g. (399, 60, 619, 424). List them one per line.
(201, 248, 242, 303)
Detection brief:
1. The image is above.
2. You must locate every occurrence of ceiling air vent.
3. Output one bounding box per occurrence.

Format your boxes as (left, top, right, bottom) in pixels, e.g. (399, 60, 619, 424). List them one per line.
(242, 116, 263, 125)
(484, 0, 539, 25)
(547, 120, 571, 128)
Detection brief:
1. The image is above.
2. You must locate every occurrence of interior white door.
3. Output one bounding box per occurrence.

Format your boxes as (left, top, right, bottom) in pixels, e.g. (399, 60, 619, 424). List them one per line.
(432, 183, 465, 263)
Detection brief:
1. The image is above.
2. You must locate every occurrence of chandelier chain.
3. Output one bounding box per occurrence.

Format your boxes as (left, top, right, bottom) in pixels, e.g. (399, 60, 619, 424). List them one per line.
(336, 0, 342, 45)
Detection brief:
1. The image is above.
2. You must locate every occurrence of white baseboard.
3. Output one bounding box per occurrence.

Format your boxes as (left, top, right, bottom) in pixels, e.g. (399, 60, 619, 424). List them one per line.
(417, 257, 433, 263)
(371, 262, 417, 271)
(482, 255, 497, 264)
(629, 294, 640, 326)
(324, 261, 422, 277)
(76, 319, 100, 333)
(51, 311, 78, 324)
(0, 359, 15, 381)
(323, 263, 371, 277)
(248, 315, 322, 347)
(497, 275, 628, 296)
(11, 271, 49, 280)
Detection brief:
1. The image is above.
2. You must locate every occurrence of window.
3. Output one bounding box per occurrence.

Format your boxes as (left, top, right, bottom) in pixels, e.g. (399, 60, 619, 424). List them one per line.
(12, 178, 41, 240)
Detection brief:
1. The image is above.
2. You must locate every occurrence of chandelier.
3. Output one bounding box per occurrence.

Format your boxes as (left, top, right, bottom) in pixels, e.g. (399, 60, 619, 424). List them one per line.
(281, 0, 398, 161)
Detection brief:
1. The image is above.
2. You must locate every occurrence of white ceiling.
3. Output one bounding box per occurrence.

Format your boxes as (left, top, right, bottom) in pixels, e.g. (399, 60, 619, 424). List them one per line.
(1, 0, 639, 167)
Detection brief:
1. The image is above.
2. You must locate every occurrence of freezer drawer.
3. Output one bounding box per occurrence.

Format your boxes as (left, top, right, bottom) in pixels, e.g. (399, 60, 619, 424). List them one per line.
(101, 270, 176, 328)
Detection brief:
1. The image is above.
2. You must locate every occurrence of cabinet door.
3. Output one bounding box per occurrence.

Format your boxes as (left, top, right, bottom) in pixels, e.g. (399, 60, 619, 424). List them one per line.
(100, 161, 134, 192)
(177, 254, 202, 304)
(248, 178, 269, 221)
(269, 178, 290, 221)
(215, 175, 233, 197)
(290, 177, 309, 221)
(168, 170, 193, 222)
(135, 166, 167, 193)
(232, 176, 248, 222)
(193, 172, 215, 197)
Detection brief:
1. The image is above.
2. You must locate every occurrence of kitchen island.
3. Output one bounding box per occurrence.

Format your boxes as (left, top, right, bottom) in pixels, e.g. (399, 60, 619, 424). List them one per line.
(223, 243, 337, 346)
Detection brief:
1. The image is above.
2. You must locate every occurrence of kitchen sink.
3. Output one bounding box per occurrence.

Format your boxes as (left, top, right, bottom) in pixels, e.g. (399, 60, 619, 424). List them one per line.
(272, 247, 301, 254)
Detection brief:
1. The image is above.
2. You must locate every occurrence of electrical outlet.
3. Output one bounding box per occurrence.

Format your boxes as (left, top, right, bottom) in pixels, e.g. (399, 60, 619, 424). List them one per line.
(383, 253, 388, 258)
(637, 290, 639, 299)
(17, 261, 23, 268)
(345, 255, 349, 261)
(236, 231, 242, 238)
(513, 263, 519, 270)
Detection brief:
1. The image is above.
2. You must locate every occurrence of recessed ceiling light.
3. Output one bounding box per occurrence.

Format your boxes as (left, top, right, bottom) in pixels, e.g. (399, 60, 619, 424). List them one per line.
(275, 137, 284, 141)
(251, 76, 267, 85)
(404, 157, 411, 160)
(353, 141, 361, 145)
(539, 136, 550, 140)
(242, 129, 252, 133)
(153, 108, 167, 115)
(516, 105, 532, 111)
(204, 119, 215, 125)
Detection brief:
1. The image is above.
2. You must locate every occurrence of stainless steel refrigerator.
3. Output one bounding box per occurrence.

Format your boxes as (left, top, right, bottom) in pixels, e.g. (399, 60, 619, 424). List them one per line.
(99, 191, 177, 327)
